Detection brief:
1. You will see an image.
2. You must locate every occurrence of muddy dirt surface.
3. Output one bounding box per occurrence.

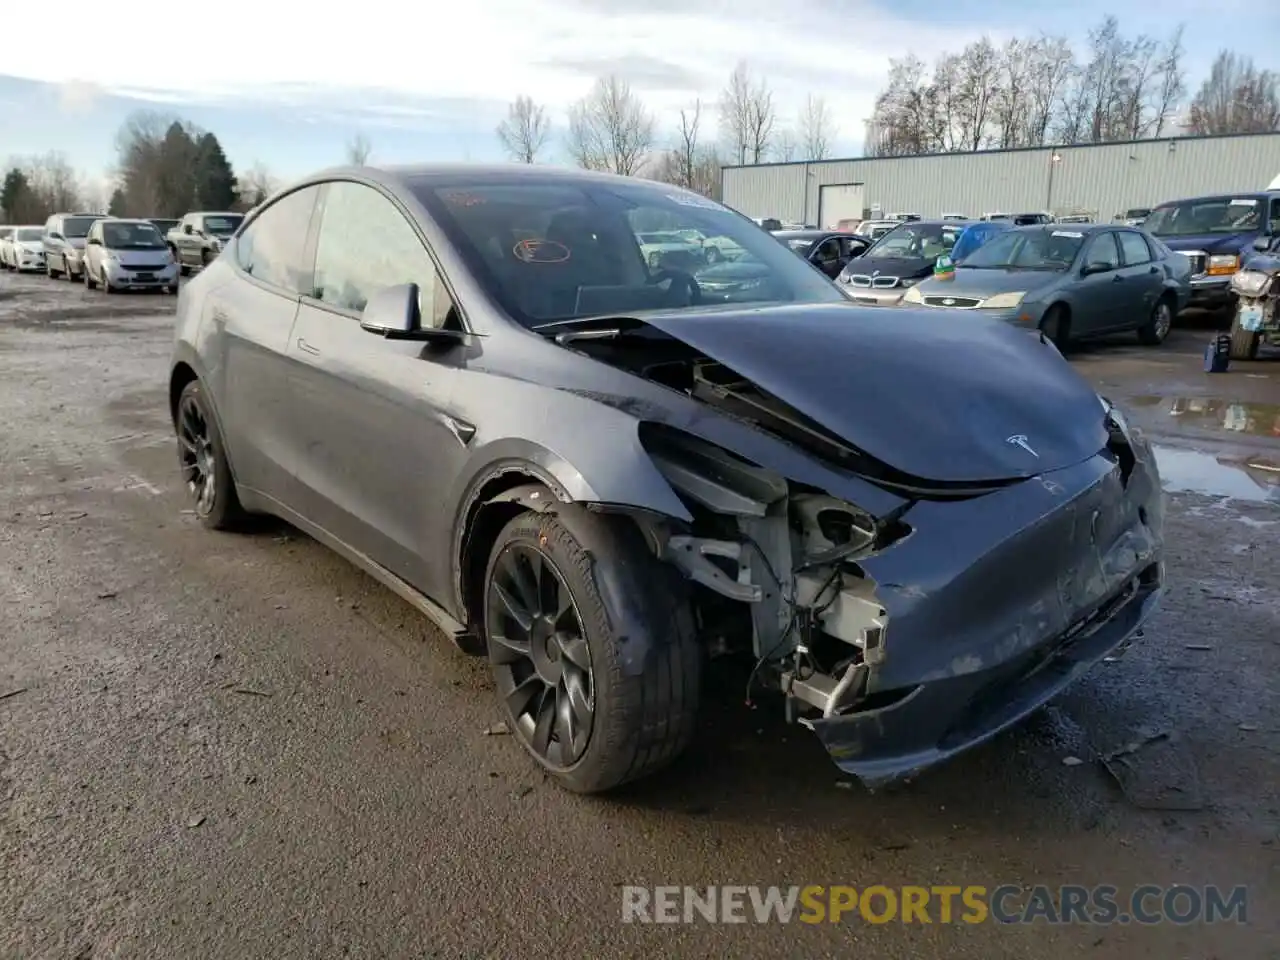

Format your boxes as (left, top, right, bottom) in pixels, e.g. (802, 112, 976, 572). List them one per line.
(1, 268, 1278, 959)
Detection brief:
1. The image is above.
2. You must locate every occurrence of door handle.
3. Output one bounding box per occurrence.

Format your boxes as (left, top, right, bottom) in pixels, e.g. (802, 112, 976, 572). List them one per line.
(296, 337, 320, 356)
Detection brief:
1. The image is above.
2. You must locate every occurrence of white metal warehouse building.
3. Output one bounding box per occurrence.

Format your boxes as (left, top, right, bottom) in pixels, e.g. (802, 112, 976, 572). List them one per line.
(720, 132, 1280, 228)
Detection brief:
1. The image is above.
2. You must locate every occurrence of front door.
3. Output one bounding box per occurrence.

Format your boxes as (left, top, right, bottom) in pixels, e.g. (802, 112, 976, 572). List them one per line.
(1115, 230, 1164, 327)
(209, 186, 322, 505)
(1074, 232, 1124, 334)
(286, 180, 470, 595)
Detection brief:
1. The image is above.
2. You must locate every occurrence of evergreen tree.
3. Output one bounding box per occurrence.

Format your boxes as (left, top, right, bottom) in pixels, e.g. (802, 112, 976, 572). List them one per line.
(1, 168, 29, 220)
(194, 133, 238, 210)
(108, 187, 128, 216)
(157, 121, 199, 216)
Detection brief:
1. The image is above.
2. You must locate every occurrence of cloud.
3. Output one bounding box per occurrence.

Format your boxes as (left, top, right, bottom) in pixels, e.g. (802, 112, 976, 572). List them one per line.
(57, 79, 103, 114)
(2, 0, 998, 148)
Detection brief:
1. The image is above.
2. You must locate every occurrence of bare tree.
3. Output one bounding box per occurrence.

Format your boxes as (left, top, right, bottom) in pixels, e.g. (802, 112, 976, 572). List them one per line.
(5, 152, 85, 219)
(797, 95, 835, 160)
(650, 101, 723, 197)
(719, 62, 776, 164)
(1151, 25, 1187, 136)
(773, 129, 798, 162)
(1188, 50, 1280, 136)
(236, 161, 279, 210)
(564, 75, 655, 176)
(496, 96, 551, 163)
(80, 176, 108, 214)
(345, 134, 372, 165)
(1025, 36, 1076, 145)
(866, 18, 1190, 155)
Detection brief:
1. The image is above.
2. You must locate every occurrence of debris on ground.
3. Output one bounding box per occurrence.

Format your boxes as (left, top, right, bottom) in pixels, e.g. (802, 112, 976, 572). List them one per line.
(232, 687, 273, 697)
(1238, 723, 1259, 732)
(483, 722, 510, 736)
(186, 815, 206, 828)
(95, 591, 117, 600)
(1100, 728, 1205, 810)
(0, 688, 28, 702)
(1062, 756, 1085, 766)
(1183, 644, 1213, 651)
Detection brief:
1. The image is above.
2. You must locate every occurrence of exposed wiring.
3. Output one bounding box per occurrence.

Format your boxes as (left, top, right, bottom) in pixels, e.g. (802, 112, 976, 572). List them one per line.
(744, 560, 843, 706)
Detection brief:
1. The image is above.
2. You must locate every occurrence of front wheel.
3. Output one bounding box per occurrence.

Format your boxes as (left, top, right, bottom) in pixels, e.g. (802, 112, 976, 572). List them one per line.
(1040, 304, 1072, 351)
(482, 507, 701, 793)
(1137, 296, 1173, 345)
(84, 265, 97, 290)
(1229, 307, 1261, 361)
(705, 246, 723, 264)
(175, 380, 247, 530)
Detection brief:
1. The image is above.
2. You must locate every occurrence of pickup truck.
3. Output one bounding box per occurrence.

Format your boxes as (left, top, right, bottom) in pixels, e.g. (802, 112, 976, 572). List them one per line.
(167, 211, 245, 274)
(1143, 191, 1280, 312)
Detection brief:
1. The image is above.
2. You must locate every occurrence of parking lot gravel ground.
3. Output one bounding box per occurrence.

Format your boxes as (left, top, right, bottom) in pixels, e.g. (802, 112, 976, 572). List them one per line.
(1, 268, 1278, 959)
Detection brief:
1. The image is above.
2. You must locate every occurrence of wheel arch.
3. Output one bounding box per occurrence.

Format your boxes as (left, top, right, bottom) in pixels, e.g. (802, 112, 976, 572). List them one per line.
(168, 352, 243, 487)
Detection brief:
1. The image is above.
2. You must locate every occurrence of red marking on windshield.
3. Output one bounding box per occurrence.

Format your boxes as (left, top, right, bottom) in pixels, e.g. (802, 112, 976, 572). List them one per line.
(513, 239, 570, 263)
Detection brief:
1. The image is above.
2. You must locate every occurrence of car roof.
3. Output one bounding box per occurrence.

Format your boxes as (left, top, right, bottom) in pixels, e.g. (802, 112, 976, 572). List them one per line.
(772, 229, 849, 240)
(191, 210, 242, 216)
(1154, 193, 1269, 206)
(1009, 223, 1111, 234)
(100, 218, 159, 225)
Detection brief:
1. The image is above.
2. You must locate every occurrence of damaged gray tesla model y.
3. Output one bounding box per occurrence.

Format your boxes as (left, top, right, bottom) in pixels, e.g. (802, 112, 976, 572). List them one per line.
(169, 164, 1166, 793)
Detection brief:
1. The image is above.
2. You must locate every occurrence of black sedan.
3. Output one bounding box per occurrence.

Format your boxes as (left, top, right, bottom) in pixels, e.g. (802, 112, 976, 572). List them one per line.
(169, 164, 1166, 793)
(771, 229, 871, 278)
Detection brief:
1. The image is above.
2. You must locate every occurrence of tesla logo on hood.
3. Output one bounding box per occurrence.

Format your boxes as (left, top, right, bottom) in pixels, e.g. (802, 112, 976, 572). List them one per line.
(1007, 434, 1039, 457)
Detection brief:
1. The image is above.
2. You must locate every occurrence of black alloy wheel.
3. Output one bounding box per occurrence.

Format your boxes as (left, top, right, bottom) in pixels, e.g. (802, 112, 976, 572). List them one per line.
(178, 392, 217, 516)
(486, 543, 595, 768)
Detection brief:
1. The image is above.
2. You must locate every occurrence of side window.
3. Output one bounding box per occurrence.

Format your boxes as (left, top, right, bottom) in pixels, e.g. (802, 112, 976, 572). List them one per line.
(1085, 233, 1121, 270)
(1117, 231, 1151, 266)
(1269, 198, 1280, 235)
(813, 237, 841, 262)
(311, 181, 451, 325)
(234, 186, 320, 294)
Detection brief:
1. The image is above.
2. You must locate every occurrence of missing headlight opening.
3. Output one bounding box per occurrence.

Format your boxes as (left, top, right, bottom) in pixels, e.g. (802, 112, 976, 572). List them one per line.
(640, 423, 897, 722)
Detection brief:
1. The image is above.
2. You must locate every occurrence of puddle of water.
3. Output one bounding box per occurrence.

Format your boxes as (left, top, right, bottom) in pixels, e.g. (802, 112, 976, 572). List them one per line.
(1126, 395, 1280, 439)
(1153, 445, 1280, 503)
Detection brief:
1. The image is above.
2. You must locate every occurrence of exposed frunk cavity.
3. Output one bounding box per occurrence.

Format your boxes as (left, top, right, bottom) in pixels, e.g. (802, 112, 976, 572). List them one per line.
(640, 422, 895, 722)
(1104, 411, 1135, 485)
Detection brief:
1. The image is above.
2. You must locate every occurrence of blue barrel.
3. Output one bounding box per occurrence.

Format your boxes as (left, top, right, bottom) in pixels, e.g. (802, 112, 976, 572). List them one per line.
(1203, 334, 1232, 373)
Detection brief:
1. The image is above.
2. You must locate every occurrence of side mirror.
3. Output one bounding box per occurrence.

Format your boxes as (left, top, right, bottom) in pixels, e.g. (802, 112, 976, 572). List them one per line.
(86, 237, 100, 246)
(50, 232, 64, 241)
(359, 283, 466, 344)
(1252, 236, 1271, 252)
(1082, 261, 1111, 276)
(183, 224, 194, 235)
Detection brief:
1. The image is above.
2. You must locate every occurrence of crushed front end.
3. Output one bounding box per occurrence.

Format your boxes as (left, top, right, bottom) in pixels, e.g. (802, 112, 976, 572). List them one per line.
(641, 398, 1164, 788)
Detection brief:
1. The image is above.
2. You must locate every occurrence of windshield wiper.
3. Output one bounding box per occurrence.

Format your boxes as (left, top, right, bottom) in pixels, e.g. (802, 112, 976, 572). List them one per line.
(534, 315, 655, 345)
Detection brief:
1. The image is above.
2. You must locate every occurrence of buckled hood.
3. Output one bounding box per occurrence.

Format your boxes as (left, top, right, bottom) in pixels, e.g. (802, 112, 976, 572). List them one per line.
(636, 303, 1108, 484)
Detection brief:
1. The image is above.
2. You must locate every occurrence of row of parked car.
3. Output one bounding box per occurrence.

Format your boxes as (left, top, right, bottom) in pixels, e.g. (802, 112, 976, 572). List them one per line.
(0, 211, 245, 292)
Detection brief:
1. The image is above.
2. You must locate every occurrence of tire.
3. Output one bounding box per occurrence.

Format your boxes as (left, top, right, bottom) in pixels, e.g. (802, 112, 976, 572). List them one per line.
(102, 270, 115, 294)
(1137, 295, 1174, 346)
(84, 264, 97, 290)
(1229, 310, 1261, 361)
(1040, 303, 1072, 350)
(47, 261, 61, 279)
(175, 380, 247, 530)
(482, 507, 701, 793)
(200, 248, 212, 268)
(705, 246, 723, 264)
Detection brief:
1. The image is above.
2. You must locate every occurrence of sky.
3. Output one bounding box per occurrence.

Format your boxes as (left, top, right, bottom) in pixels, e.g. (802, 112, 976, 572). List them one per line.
(1, 0, 1275, 189)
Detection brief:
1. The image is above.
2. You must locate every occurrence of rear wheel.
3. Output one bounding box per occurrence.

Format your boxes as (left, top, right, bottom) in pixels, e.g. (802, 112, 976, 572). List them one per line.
(176, 380, 247, 530)
(84, 265, 97, 290)
(482, 507, 701, 793)
(1137, 296, 1174, 345)
(1040, 304, 1072, 350)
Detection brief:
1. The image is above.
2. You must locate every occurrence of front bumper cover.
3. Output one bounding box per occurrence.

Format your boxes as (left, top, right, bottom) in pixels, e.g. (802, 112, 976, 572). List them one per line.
(807, 443, 1165, 788)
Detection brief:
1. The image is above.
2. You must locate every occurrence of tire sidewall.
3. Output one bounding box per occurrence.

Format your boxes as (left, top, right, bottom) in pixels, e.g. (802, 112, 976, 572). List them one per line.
(177, 380, 238, 529)
(482, 506, 697, 793)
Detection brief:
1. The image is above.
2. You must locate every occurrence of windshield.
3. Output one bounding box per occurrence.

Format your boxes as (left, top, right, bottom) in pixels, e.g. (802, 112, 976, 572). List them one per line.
(1143, 198, 1261, 236)
(414, 178, 846, 326)
(63, 217, 100, 238)
(866, 223, 961, 260)
(960, 227, 1083, 270)
(203, 215, 243, 235)
(104, 222, 165, 249)
(151, 219, 179, 231)
(16, 228, 42, 241)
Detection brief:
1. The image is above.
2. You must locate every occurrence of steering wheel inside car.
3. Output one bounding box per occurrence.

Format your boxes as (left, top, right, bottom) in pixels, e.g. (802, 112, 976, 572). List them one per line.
(648, 268, 702, 306)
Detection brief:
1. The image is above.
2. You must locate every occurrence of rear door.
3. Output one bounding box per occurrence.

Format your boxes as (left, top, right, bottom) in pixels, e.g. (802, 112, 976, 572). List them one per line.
(1115, 229, 1163, 328)
(286, 179, 468, 594)
(211, 186, 322, 504)
(1074, 231, 1123, 334)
